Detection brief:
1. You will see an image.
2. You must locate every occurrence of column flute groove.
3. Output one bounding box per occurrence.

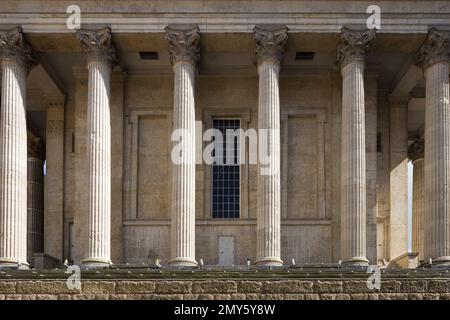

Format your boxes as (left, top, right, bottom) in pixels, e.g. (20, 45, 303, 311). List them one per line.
(77, 27, 116, 267)
(415, 28, 450, 267)
(0, 27, 37, 268)
(409, 133, 425, 263)
(253, 25, 287, 267)
(27, 133, 45, 259)
(337, 27, 375, 267)
(165, 25, 200, 267)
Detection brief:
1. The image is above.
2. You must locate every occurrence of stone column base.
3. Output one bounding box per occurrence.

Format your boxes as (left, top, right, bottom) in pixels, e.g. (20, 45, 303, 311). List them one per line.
(254, 257, 284, 267)
(82, 258, 111, 269)
(431, 256, 450, 268)
(168, 257, 198, 268)
(342, 257, 369, 268)
(0, 258, 29, 270)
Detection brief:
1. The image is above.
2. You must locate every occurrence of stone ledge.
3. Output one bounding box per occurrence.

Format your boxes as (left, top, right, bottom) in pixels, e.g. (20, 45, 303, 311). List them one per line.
(0, 270, 449, 300)
(1, 268, 449, 280)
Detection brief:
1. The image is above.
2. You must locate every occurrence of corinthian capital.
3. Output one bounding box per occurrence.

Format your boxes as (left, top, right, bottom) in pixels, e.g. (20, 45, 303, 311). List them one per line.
(415, 28, 449, 71)
(253, 25, 288, 65)
(408, 129, 425, 161)
(77, 27, 117, 67)
(0, 27, 37, 73)
(165, 25, 200, 66)
(27, 131, 45, 160)
(336, 27, 376, 68)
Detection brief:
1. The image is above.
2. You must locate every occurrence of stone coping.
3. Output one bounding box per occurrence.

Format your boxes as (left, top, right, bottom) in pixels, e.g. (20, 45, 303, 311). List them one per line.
(1, 267, 449, 280)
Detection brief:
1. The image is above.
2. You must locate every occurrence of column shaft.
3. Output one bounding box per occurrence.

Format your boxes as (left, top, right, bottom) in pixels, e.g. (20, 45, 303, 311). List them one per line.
(27, 156, 44, 258)
(77, 27, 116, 267)
(256, 61, 282, 266)
(424, 60, 450, 266)
(340, 60, 368, 266)
(0, 59, 28, 266)
(412, 158, 424, 262)
(44, 103, 64, 261)
(169, 61, 197, 266)
(84, 59, 111, 266)
(165, 25, 199, 267)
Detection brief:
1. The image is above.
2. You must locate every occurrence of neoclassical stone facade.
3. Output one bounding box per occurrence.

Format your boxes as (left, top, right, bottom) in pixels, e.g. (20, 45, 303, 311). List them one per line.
(0, 0, 449, 270)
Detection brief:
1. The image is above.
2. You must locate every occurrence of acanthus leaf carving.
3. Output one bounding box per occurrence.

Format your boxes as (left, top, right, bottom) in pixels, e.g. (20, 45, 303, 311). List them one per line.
(408, 129, 425, 161)
(0, 26, 38, 73)
(253, 25, 288, 66)
(336, 27, 376, 68)
(27, 131, 45, 160)
(164, 25, 200, 66)
(415, 28, 449, 71)
(76, 27, 117, 67)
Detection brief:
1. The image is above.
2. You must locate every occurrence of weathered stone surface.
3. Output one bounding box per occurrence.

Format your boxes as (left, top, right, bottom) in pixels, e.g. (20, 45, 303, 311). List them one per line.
(73, 294, 110, 300)
(283, 294, 305, 300)
(116, 281, 155, 294)
(379, 280, 402, 292)
(401, 280, 427, 293)
(192, 280, 237, 293)
(238, 280, 262, 293)
(314, 280, 343, 293)
(320, 294, 336, 300)
(350, 294, 369, 300)
(258, 294, 285, 300)
(155, 281, 192, 294)
(440, 293, 450, 300)
(303, 294, 320, 300)
(0, 282, 16, 294)
(82, 281, 115, 294)
(212, 294, 232, 300)
(343, 280, 374, 293)
(183, 294, 200, 300)
(423, 293, 440, 300)
(428, 280, 450, 293)
(378, 293, 408, 300)
(16, 281, 79, 294)
(1, 274, 450, 300)
(35, 294, 58, 300)
(261, 280, 313, 293)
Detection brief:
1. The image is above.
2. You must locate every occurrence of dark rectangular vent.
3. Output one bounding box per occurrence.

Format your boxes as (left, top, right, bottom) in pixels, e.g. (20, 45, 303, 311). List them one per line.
(139, 52, 159, 60)
(295, 52, 315, 60)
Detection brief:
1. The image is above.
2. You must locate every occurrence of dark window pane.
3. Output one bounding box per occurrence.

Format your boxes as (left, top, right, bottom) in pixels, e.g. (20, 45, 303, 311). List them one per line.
(211, 119, 241, 219)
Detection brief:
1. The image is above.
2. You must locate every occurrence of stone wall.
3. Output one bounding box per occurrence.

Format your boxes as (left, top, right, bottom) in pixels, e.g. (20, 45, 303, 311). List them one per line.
(0, 269, 449, 300)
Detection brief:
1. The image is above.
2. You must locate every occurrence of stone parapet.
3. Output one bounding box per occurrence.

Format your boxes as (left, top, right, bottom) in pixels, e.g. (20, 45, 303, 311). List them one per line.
(0, 269, 449, 300)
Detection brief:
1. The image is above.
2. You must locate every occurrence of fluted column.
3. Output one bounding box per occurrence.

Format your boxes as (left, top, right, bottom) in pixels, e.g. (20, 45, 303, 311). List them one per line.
(27, 133, 45, 259)
(165, 25, 200, 267)
(337, 28, 375, 267)
(409, 133, 425, 262)
(77, 27, 117, 267)
(253, 25, 287, 267)
(0, 27, 37, 268)
(415, 28, 450, 267)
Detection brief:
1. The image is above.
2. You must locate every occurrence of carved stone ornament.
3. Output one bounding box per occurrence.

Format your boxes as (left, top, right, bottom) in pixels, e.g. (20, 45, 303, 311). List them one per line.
(77, 27, 117, 67)
(164, 25, 200, 66)
(415, 28, 449, 71)
(253, 25, 288, 65)
(27, 131, 45, 160)
(336, 27, 376, 68)
(408, 130, 425, 161)
(0, 26, 38, 73)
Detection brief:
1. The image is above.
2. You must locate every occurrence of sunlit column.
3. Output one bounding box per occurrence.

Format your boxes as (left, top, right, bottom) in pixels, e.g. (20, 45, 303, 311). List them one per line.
(337, 27, 375, 267)
(0, 27, 37, 268)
